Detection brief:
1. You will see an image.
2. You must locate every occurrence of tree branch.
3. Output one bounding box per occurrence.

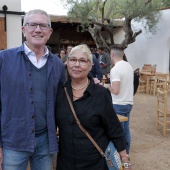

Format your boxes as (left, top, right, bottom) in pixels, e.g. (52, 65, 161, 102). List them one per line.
(89, 19, 106, 27)
(145, 0, 152, 6)
(88, 18, 114, 45)
(105, 2, 114, 19)
(102, 0, 108, 23)
(88, 25, 110, 50)
(133, 30, 142, 38)
(94, 0, 100, 14)
(121, 18, 142, 49)
(101, 26, 114, 45)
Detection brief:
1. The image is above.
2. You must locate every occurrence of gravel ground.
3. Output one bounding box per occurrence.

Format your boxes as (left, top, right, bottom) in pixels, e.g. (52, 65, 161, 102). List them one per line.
(130, 93, 170, 170)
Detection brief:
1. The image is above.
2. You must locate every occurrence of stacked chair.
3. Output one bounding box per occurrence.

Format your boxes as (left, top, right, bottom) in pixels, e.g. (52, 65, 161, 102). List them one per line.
(156, 89, 170, 136)
(150, 73, 168, 95)
(166, 74, 170, 92)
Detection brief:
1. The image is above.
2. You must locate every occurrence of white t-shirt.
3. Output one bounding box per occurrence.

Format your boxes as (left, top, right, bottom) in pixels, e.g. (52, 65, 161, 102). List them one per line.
(110, 60, 133, 105)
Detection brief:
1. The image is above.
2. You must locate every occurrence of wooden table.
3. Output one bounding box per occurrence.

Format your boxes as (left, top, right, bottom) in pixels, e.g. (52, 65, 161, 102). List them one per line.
(117, 114, 128, 122)
(140, 71, 155, 94)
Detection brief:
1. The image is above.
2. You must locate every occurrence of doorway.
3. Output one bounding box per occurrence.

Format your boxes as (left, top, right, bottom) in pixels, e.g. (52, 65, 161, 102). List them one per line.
(0, 17, 7, 50)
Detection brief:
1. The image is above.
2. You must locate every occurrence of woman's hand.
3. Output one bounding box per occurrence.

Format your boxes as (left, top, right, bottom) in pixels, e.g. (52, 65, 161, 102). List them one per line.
(121, 155, 132, 170)
(93, 78, 103, 85)
(119, 151, 132, 170)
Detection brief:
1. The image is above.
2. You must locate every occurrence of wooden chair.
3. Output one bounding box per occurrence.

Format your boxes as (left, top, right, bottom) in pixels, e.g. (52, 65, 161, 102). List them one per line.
(144, 64, 152, 66)
(137, 77, 147, 93)
(150, 73, 168, 95)
(156, 89, 170, 136)
(137, 70, 151, 93)
(166, 74, 170, 92)
(142, 64, 152, 72)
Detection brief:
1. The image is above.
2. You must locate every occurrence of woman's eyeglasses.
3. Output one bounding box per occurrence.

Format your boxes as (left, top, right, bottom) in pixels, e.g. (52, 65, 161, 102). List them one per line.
(68, 58, 89, 66)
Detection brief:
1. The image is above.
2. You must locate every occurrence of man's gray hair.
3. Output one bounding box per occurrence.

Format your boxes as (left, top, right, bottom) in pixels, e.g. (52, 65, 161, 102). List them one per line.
(23, 9, 51, 27)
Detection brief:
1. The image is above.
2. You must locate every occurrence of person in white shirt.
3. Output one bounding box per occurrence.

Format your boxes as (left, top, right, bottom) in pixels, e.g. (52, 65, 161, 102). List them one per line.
(108, 45, 133, 154)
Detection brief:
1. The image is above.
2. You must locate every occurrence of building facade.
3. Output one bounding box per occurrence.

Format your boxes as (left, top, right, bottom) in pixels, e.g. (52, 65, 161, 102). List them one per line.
(114, 8, 170, 73)
(0, 0, 23, 49)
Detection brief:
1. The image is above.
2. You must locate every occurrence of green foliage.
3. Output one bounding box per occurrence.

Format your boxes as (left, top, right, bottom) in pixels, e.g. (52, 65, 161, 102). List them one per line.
(162, 0, 170, 6)
(62, 0, 95, 24)
(61, 0, 165, 34)
(60, 0, 170, 48)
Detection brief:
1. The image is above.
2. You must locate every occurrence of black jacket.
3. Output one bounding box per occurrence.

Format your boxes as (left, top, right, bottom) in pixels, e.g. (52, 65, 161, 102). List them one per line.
(55, 77, 126, 170)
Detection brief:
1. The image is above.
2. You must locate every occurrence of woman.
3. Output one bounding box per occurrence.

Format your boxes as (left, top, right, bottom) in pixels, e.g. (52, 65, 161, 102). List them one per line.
(55, 45, 131, 170)
(58, 49, 67, 63)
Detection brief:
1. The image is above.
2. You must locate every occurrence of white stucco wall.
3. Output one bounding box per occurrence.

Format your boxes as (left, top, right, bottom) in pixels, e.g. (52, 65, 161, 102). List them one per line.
(0, 0, 22, 48)
(114, 9, 170, 73)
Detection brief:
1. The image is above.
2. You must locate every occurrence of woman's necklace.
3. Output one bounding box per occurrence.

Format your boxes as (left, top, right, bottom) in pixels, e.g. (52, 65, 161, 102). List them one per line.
(71, 78, 88, 90)
(73, 94, 83, 99)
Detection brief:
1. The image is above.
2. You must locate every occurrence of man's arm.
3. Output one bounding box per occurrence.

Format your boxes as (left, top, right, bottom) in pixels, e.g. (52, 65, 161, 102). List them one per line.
(108, 81, 120, 95)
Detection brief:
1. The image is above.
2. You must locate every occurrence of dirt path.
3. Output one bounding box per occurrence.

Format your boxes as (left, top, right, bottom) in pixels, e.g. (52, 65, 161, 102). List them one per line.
(130, 93, 170, 170)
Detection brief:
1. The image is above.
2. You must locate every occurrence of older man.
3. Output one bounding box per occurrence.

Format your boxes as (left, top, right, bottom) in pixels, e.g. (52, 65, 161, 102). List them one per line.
(0, 9, 65, 170)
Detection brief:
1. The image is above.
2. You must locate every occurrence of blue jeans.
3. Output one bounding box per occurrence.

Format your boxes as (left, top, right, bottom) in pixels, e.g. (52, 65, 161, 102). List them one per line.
(2, 133, 54, 170)
(113, 104, 132, 154)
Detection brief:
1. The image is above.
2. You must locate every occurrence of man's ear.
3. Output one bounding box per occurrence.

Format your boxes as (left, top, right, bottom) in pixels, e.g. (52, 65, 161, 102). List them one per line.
(22, 26, 26, 37)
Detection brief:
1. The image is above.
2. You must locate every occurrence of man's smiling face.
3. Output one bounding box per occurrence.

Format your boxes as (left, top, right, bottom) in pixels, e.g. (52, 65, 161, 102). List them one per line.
(22, 13, 53, 49)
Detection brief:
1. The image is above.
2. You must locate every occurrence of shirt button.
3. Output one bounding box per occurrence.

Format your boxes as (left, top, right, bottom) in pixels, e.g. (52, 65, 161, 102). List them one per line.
(32, 129, 35, 133)
(29, 86, 33, 90)
(28, 72, 31, 77)
(32, 115, 35, 119)
(31, 101, 33, 104)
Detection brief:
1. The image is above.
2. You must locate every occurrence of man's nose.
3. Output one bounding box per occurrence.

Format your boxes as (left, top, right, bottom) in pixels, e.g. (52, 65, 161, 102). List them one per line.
(35, 25, 41, 31)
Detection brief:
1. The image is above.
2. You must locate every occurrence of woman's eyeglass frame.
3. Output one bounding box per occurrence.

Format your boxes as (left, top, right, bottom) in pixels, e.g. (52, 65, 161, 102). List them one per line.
(68, 58, 90, 66)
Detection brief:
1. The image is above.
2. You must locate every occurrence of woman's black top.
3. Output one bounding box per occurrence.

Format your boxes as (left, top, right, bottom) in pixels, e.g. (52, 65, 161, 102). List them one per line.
(55, 76, 126, 170)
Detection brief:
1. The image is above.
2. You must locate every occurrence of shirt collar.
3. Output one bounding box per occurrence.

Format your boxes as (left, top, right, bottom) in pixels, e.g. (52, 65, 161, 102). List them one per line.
(84, 75, 95, 96)
(23, 42, 49, 57)
(64, 75, 95, 101)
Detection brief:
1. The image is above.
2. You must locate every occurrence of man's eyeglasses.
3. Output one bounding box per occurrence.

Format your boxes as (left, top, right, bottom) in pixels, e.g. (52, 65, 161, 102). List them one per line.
(24, 22, 50, 30)
(68, 58, 89, 66)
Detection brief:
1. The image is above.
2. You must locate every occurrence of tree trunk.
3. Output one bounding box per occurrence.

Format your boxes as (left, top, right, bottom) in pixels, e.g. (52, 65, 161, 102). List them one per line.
(121, 18, 142, 49)
(88, 25, 110, 52)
